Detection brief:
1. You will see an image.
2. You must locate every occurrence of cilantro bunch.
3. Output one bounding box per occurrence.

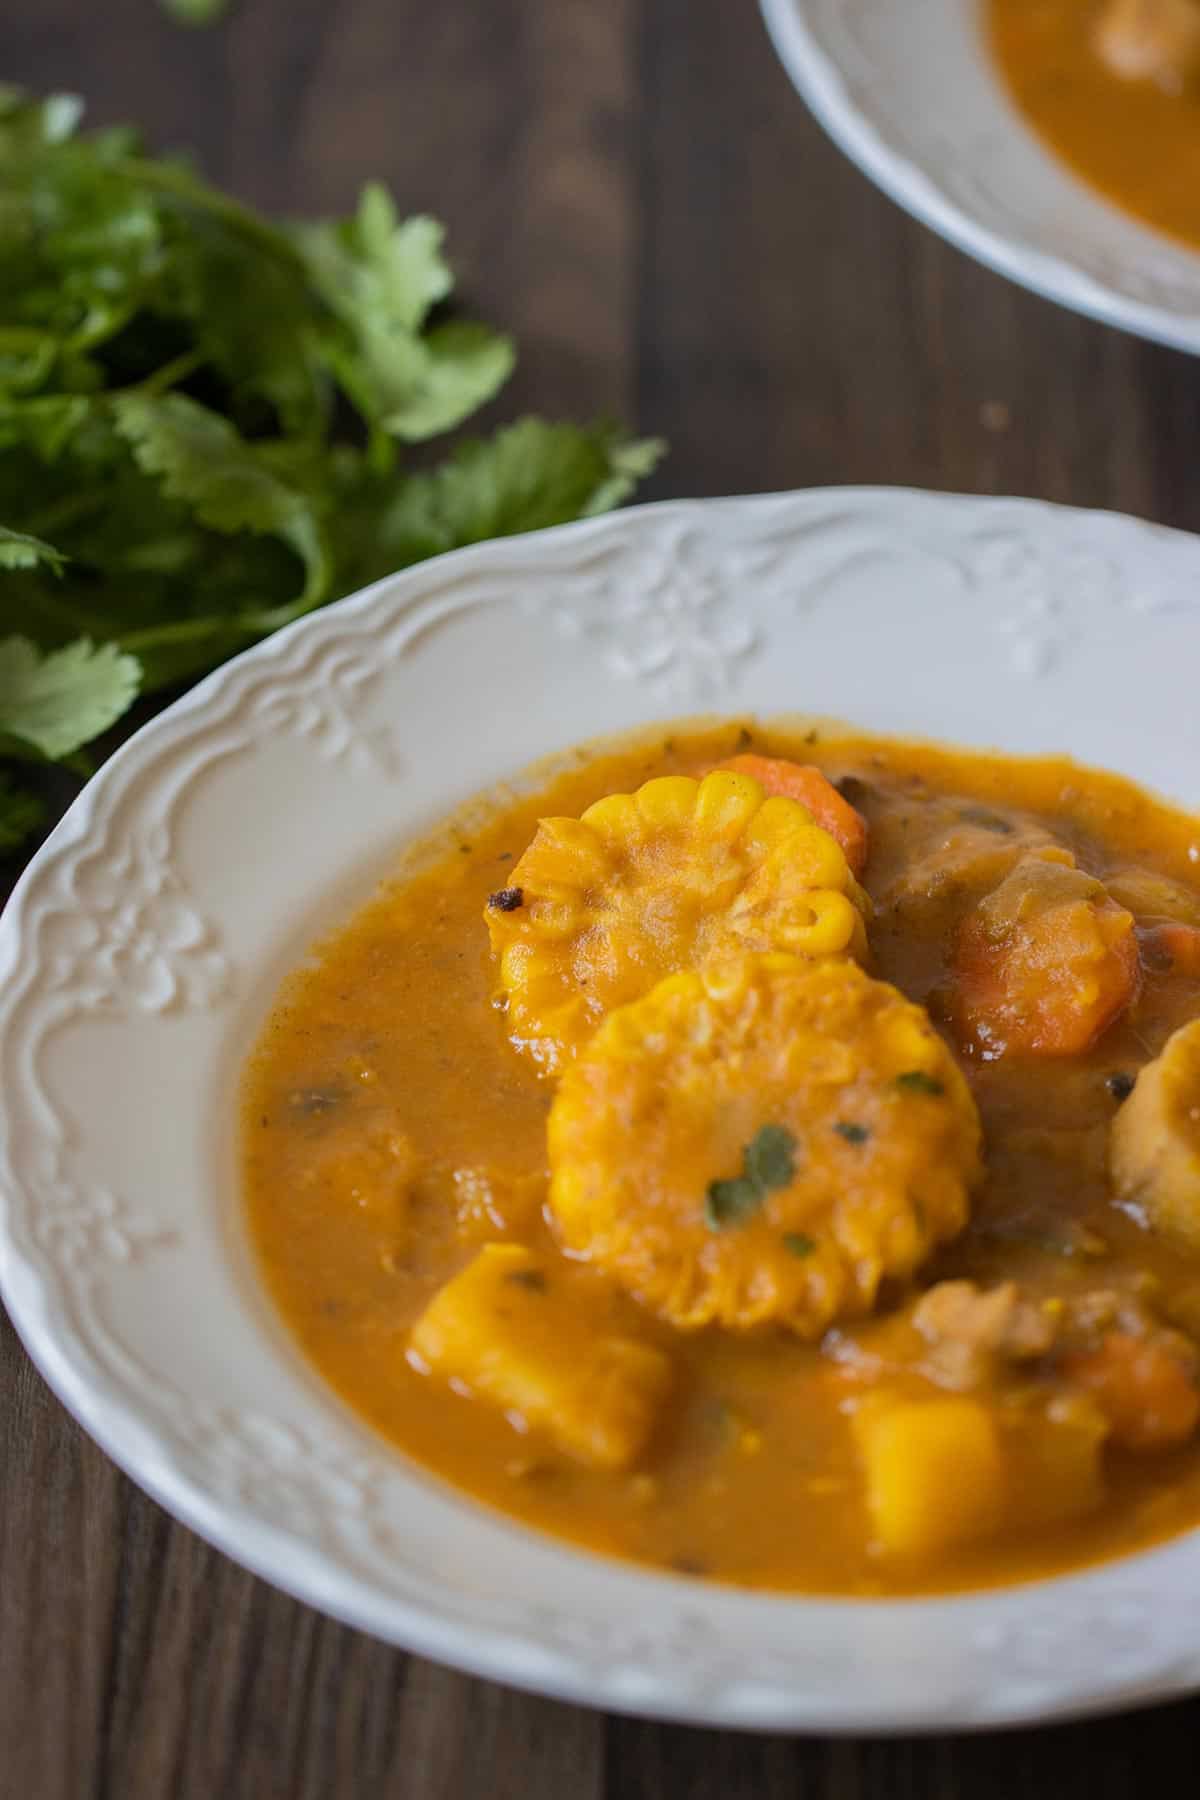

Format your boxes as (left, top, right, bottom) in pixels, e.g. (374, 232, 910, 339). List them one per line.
(0, 90, 662, 850)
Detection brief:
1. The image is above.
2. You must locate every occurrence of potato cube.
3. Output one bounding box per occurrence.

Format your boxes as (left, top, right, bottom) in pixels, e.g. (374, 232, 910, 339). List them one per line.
(409, 1244, 671, 1470)
(854, 1395, 1005, 1558)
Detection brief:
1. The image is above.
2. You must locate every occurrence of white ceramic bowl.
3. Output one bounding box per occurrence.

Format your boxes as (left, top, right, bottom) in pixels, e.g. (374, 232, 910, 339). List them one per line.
(3, 489, 1200, 1732)
(761, 0, 1200, 354)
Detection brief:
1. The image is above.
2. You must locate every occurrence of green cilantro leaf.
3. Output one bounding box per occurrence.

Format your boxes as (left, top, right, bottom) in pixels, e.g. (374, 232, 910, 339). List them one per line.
(377, 319, 516, 443)
(0, 91, 662, 838)
(0, 635, 140, 760)
(895, 1070, 945, 1097)
(744, 1123, 798, 1192)
(0, 525, 66, 574)
(353, 419, 665, 579)
(833, 1121, 871, 1145)
(0, 770, 46, 849)
(112, 393, 331, 608)
(705, 1123, 798, 1231)
(297, 188, 514, 443)
(782, 1233, 816, 1258)
(0, 87, 83, 154)
(704, 1177, 762, 1231)
(298, 193, 453, 339)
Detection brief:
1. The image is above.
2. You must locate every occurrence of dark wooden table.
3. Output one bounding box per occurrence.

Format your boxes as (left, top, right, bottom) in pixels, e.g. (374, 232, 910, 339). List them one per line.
(6, 1, 1200, 1793)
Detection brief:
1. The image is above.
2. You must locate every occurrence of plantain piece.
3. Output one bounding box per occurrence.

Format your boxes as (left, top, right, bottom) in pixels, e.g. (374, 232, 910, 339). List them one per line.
(487, 770, 871, 1074)
(1110, 1016, 1200, 1253)
(547, 954, 982, 1337)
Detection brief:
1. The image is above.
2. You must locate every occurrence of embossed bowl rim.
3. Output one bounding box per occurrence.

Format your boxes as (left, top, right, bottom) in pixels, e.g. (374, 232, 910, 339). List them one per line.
(760, 0, 1200, 356)
(2, 487, 1200, 1733)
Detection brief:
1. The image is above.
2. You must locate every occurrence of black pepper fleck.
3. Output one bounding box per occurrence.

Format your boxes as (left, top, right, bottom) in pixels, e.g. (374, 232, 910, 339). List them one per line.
(488, 886, 524, 912)
(1106, 1070, 1136, 1103)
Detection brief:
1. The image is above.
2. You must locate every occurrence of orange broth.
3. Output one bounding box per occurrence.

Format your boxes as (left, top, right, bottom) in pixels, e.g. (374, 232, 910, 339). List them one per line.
(242, 723, 1200, 1593)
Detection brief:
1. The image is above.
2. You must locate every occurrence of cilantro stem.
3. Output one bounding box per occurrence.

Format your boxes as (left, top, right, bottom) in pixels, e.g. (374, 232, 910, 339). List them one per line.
(22, 492, 108, 540)
(137, 348, 208, 396)
(117, 157, 309, 275)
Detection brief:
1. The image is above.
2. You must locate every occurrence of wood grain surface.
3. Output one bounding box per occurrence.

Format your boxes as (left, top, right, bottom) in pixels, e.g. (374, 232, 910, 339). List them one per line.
(6, 1, 1200, 1793)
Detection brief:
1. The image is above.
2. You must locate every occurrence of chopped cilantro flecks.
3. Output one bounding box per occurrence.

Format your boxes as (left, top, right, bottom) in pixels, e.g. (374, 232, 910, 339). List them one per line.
(833, 1121, 870, 1145)
(783, 1232, 816, 1258)
(704, 1176, 761, 1229)
(744, 1122, 797, 1191)
(704, 1123, 798, 1231)
(505, 1267, 547, 1292)
(895, 1070, 945, 1097)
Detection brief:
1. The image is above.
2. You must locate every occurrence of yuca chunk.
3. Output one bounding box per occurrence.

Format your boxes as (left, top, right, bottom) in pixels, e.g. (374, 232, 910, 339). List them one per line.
(409, 1244, 672, 1470)
(547, 954, 982, 1336)
(486, 771, 870, 1075)
(1111, 1015, 1200, 1254)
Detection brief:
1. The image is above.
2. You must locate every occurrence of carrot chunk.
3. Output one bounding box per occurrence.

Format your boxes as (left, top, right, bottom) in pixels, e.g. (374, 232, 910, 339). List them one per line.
(717, 755, 868, 874)
(1062, 1331, 1200, 1454)
(1140, 920, 1200, 978)
(952, 855, 1141, 1057)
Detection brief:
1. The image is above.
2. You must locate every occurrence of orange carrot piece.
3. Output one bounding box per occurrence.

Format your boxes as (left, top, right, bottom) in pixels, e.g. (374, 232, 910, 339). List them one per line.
(1062, 1331, 1200, 1454)
(953, 867, 1141, 1058)
(718, 755, 869, 875)
(1141, 921, 1200, 979)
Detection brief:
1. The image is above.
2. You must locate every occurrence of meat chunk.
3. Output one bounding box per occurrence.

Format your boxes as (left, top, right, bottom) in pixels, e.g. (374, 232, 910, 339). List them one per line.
(1094, 0, 1200, 90)
(1110, 1015, 1200, 1253)
(913, 1279, 1058, 1386)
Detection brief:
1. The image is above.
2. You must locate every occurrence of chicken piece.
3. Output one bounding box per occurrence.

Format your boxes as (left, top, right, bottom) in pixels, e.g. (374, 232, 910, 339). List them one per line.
(1094, 0, 1200, 91)
(1105, 866, 1200, 928)
(409, 1244, 672, 1470)
(1110, 1015, 1200, 1252)
(488, 770, 870, 1074)
(547, 954, 982, 1337)
(952, 854, 1141, 1057)
(912, 1279, 1058, 1387)
(880, 813, 1063, 927)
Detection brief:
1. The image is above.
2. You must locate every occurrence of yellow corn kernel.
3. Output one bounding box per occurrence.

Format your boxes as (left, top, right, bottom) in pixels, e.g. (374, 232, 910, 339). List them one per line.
(854, 1395, 1005, 1557)
(741, 794, 814, 853)
(521, 817, 608, 886)
(634, 776, 700, 828)
(581, 792, 644, 842)
(773, 888, 860, 956)
(409, 1244, 672, 1470)
(693, 770, 764, 834)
